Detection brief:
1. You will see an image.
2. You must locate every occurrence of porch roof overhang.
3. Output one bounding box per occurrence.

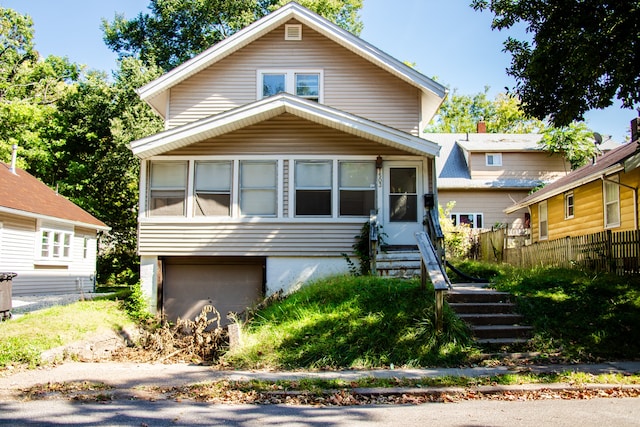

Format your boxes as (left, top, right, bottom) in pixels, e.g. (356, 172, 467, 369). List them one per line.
(129, 93, 441, 159)
(136, 2, 447, 121)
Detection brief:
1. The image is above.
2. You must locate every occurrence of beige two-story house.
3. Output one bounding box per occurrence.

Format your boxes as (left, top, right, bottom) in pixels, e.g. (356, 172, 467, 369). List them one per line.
(129, 3, 447, 322)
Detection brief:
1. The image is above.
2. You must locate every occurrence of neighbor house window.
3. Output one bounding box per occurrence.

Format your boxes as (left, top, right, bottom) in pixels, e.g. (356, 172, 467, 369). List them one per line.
(450, 213, 483, 228)
(539, 201, 548, 240)
(604, 176, 620, 228)
(83, 237, 89, 259)
(485, 153, 502, 166)
(258, 70, 322, 102)
(149, 161, 187, 216)
(339, 161, 376, 216)
(295, 160, 332, 216)
(41, 229, 72, 260)
(564, 191, 574, 219)
(194, 161, 232, 216)
(240, 161, 277, 216)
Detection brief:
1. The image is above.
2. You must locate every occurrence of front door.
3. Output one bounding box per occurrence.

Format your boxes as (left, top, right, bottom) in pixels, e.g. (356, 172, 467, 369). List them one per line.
(382, 162, 423, 246)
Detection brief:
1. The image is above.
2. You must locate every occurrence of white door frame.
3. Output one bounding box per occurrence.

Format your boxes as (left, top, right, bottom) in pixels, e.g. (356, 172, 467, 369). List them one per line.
(381, 161, 424, 246)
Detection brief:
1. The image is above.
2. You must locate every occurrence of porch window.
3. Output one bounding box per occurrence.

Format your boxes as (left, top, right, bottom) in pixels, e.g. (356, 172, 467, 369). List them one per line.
(389, 168, 417, 222)
(564, 191, 574, 219)
(604, 177, 620, 228)
(339, 161, 375, 216)
(194, 161, 232, 216)
(149, 161, 187, 216)
(539, 201, 548, 240)
(240, 161, 277, 216)
(295, 160, 332, 216)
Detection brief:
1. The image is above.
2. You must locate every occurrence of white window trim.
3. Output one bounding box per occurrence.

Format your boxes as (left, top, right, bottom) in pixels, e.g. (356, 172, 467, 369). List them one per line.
(485, 153, 502, 167)
(538, 201, 548, 241)
(37, 224, 73, 263)
(564, 191, 574, 219)
(450, 212, 483, 229)
(604, 176, 621, 229)
(257, 69, 324, 102)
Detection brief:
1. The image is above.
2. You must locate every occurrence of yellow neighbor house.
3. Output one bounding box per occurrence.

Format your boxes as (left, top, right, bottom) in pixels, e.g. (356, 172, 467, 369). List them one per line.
(505, 140, 640, 243)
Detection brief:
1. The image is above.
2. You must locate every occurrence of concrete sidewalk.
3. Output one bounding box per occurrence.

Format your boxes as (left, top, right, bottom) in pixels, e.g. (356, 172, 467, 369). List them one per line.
(1, 361, 639, 392)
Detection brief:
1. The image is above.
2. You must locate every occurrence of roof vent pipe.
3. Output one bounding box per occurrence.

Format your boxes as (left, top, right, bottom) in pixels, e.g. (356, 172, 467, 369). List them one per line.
(9, 144, 17, 174)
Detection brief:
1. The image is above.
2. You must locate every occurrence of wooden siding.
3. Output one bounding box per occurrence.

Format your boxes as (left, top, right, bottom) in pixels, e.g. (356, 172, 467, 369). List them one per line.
(138, 221, 362, 257)
(469, 151, 569, 181)
(0, 212, 99, 295)
(438, 189, 530, 229)
(529, 168, 640, 243)
(167, 20, 420, 134)
(164, 113, 410, 156)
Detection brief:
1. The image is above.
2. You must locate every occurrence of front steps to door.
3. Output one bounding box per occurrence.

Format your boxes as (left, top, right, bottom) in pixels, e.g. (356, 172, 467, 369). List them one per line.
(446, 284, 533, 345)
(376, 248, 421, 278)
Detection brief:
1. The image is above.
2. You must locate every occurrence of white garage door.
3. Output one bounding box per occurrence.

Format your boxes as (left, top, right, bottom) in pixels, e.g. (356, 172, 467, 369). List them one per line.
(163, 257, 264, 326)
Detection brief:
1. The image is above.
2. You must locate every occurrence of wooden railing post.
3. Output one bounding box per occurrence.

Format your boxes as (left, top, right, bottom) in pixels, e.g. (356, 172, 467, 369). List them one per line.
(369, 210, 378, 275)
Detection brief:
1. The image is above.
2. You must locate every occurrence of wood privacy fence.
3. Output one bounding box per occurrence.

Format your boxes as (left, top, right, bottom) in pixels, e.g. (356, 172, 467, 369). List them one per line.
(475, 229, 640, 276)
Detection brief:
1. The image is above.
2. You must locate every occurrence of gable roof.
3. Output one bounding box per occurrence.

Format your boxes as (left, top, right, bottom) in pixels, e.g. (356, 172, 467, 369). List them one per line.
(0, 163, 109, 230)
(130, 93, 441, 159)
(505, 141, 640, 213)
(427, 133, 548, 190)
(137, 2, 447, 120)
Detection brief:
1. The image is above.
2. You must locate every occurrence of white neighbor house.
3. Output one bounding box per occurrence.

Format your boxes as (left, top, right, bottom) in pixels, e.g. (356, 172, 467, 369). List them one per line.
(0, 161, 109, 295)
(129, 3, 447, 323)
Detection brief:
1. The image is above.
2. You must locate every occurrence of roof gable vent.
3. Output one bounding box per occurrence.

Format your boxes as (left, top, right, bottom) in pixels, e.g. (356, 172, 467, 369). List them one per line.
(285, 24, 302, 41)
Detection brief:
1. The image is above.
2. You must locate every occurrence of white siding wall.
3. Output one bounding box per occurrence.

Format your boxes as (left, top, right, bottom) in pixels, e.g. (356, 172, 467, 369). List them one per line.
(0, 213, 99, 296)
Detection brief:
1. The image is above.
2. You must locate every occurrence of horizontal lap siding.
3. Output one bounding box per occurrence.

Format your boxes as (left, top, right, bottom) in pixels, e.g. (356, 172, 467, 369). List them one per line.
(168, 21, 420, 134)
(438, 190, 529, 228)
(138, 222, 361, 257)
(470, 152, 569, 181)
(165, 113, 408, 156)
(544, 181, 603, 240)
(0, 213, 36, 271)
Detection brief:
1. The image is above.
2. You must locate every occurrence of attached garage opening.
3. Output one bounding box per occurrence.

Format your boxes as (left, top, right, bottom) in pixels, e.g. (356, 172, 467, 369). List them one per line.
(161, 257, 265, 326)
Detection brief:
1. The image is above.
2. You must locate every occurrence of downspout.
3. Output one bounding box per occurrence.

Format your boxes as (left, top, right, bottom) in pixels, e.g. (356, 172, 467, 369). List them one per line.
(601, 176, 638, 231)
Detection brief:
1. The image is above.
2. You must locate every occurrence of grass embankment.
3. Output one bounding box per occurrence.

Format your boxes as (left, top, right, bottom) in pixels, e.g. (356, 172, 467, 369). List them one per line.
(222, 275, 476, 369)
(0, 300, 134, 368)
(451, 260, 640, 361)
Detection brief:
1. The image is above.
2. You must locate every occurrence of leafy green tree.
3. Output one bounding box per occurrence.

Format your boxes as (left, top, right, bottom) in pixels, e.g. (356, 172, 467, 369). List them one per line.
(425, 87, 546, 133)
(51, 59, 163, 283)
(471, 0, 640, 126)
(539, 121, 596, 170)
(102, 0, 363, 71)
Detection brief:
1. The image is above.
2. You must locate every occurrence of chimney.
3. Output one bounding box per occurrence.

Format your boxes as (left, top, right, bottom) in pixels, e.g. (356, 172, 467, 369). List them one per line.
(9, 144, 17, 174)
(477, 120, 487, 133)
(632, 117, 640, 144)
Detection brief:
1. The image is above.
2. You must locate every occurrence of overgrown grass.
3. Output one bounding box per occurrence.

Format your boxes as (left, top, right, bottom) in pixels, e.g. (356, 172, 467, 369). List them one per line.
(0, 300, 134, 368)
(222, 275, 477, 370)
(490, 266, 640, 360)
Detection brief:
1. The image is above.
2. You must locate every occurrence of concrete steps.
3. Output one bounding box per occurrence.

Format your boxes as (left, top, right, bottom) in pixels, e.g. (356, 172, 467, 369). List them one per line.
(447, 285, 533, 345)
(375, 250, 421, 278)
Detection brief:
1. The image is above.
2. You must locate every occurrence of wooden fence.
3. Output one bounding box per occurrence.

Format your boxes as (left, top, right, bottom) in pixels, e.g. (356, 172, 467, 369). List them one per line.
(476, 229, 640, 276)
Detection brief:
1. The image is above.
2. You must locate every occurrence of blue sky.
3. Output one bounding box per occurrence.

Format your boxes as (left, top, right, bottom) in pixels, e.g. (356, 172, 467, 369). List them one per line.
(1, 0, 634, 141)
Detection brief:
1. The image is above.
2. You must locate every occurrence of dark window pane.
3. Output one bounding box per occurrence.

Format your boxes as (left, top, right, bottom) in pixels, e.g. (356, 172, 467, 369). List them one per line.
(195, 193, 231, 216)
(390, 168, 416, 193)
(340, 190, 375, 216)
(150, 190, 185, 216)
(390, 194, 417, 222)
(296, 190, 331, 216)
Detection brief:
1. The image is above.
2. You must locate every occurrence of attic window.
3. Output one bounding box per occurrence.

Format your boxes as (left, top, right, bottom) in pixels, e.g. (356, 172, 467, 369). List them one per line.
(285, 24, 302, 40)
(485, 153, 502, 167)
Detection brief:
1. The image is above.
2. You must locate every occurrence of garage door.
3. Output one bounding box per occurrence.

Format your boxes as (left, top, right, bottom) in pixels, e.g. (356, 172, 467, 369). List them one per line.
(163, 257, 264, 326)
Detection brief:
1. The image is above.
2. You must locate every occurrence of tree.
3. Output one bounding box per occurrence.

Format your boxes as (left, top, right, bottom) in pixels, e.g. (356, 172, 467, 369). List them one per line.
(424, 87, 546, 133)
(103, 0, 363, 71)
(471, 0, 640, 126)
(539, 122, 597, 171)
